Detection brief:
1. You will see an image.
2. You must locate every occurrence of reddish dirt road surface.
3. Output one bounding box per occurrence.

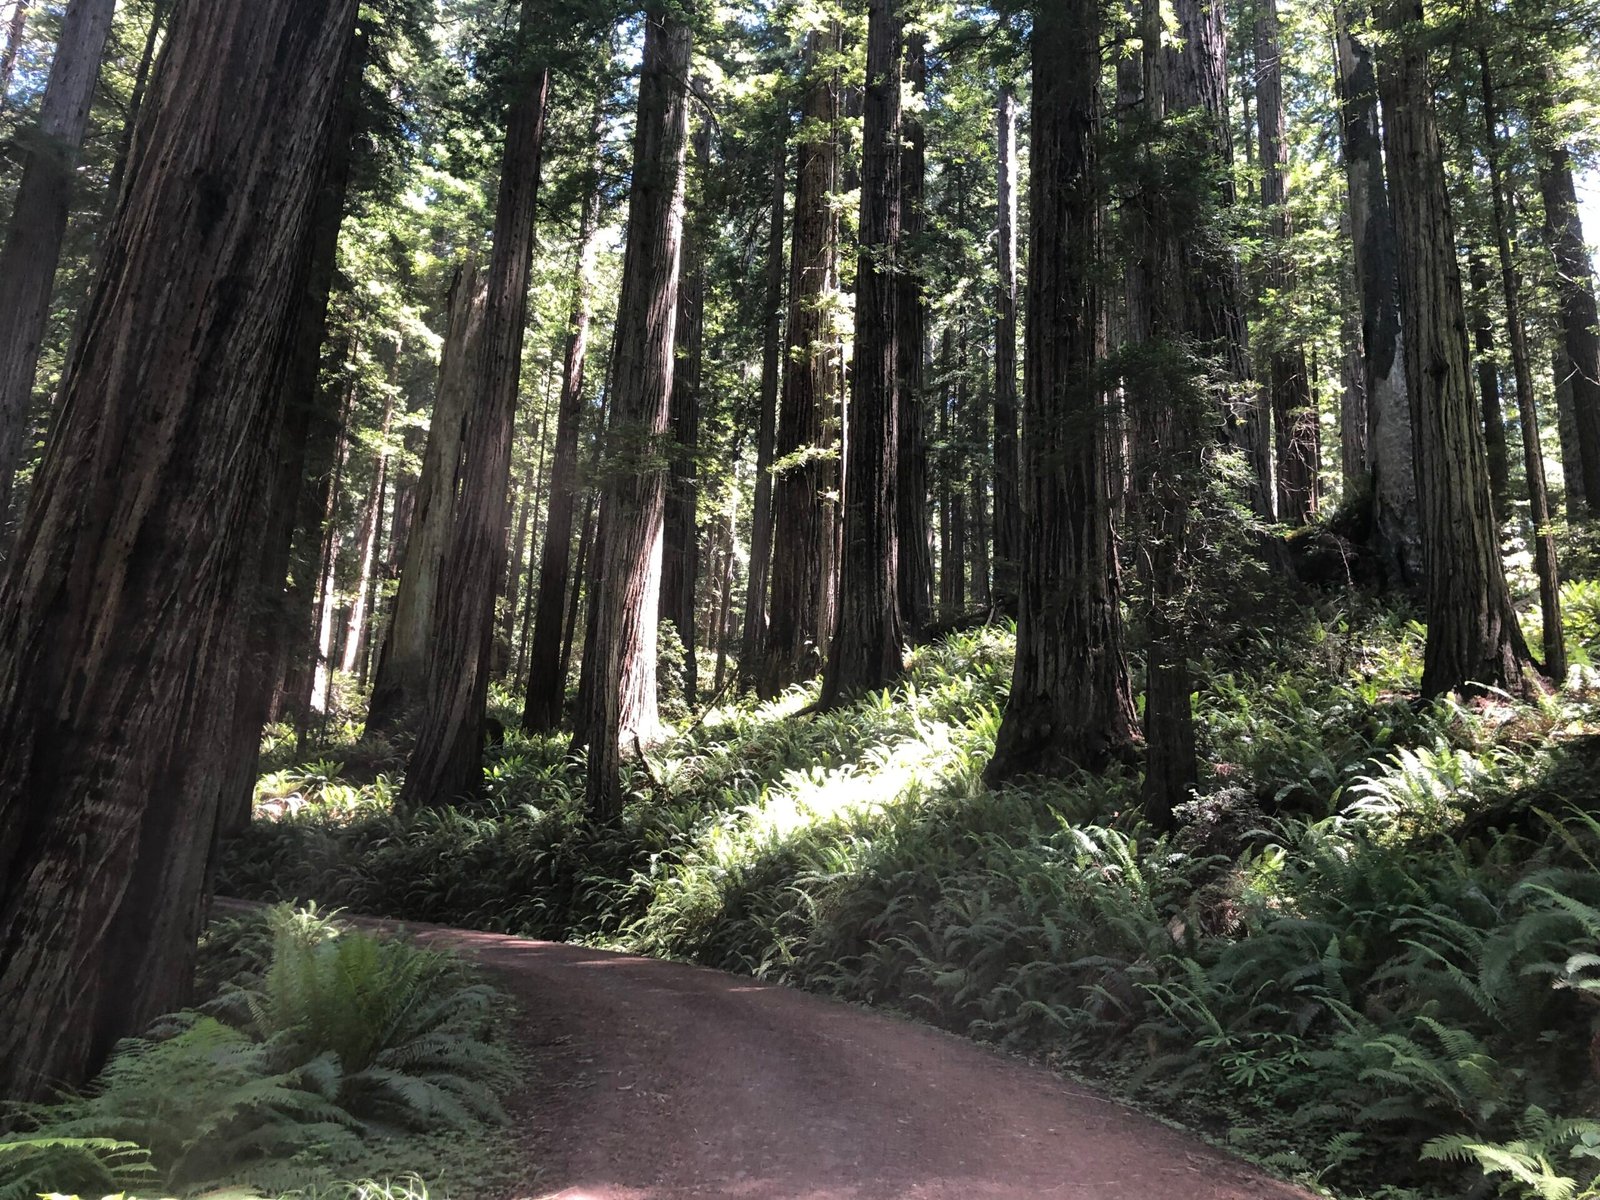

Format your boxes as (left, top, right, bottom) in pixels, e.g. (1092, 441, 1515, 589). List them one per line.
(413, 927, 1320, 1200)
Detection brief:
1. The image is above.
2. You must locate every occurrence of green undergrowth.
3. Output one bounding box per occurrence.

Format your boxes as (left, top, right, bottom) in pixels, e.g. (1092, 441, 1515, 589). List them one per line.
(0, 907, 522, 1200)
(223, 596, 1600, 1200)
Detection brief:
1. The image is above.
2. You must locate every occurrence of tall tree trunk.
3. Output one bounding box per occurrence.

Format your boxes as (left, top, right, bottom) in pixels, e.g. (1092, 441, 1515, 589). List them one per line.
(987, 0, 1138, 783)
(339, 379, 396, 676)
(1130, 0, 1245, 828)
(820, 0, 903, 708)
(106, 0, 170, 207)
(895, 32, 933, 634)
(1335, 3, 1421, 584)
(966, 339, 991, 609)
(661, 117, 708, 704)
(1468, 253, 1513, 521)
(368, 263, 485, 732)
(580, 4, 693, 819)
(0, 0, 358, 1100)
(992, 83, 1023, 606)
(0, 0, 29, 106)
(310, 378, 357, 715)
(1374, 0, 1530, 697)
(739, 132, 786, 685)
(1555, 347, 1585, 516)
(401, 18, 549, 808)
(0, 0, 118, 533)
(1534, 90, 1600, 516)
(763, 25, 839, 698)
(498, 460, 535, 677)
(522, 171, 603, 731)
(1256, 0, 1318, 525)
(1479, 49, 1564, 682)
(711, 501, 736, 694)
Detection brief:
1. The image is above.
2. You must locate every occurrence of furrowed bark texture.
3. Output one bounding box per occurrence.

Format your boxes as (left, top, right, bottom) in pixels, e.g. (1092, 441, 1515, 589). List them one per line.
(763, 26, 839, 698)
(401, 18, 549, 807)
(820, 0, 904, 708)
(992, 84, 1022, 606)
(0, 0, 359, 1100)
(895, 33, 933, 636)
(0, 0, 117, 529)
(1375, 0, 1529, 697)
(370, 260, 486, 733)
(581, 5, 692, 819)
(986, 0, 1137, 784)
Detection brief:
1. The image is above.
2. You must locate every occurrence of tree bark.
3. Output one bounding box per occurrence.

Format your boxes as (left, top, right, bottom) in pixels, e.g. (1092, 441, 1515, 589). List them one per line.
(0, 0, 358, 1101)
(1256, 0, 1318, 526)
(661, 117, 709, 704)
(1534, 97, 1600, 516)
(0, 0, 118, 533)
(1555, 347, 1585, 516)
(763, 25, 840, 698)
(400, 12, 549, 808)
(1467, 252, 1513, 522)
(895, 33, 933, 635)
(820, 0, 904, 708)
(522, 166, 603, 731)
(1479, 49, 1564, 682)
(580, 4, 693, 819)
(738, 132, 786, 686)
(367, 262, 485, 732)
(992, 84, 1023, 606)
(1335, 3, 1422, 585)
(1374, 0, 1530, 697)
(339, 376, 396, 677)
(0, 0, 29, 107)
(986, 0, 1138, 783)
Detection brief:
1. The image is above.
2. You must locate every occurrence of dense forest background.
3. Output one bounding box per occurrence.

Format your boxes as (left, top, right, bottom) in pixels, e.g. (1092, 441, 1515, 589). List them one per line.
(8, 0, 1600, 1197)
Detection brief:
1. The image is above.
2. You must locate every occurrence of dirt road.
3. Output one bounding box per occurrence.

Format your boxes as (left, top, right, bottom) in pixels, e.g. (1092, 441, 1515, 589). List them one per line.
(414, 927, 1319, 1200)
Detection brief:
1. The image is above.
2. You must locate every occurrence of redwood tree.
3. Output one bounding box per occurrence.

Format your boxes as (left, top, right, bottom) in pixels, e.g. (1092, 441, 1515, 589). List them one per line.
(986, 0, 1138, 783)
(1374, 0, 1531, 697)
(401, 6, 550, 808)
(820, 0, 904, 708)
(580, 3, 693, 819)
(0, 0, 359, 1100)
(992, 82, 1022, 607)
(0, 0, 118, 528)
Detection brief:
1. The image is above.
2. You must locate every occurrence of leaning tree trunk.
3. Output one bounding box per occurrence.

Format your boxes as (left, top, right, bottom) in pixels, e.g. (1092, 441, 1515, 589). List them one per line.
(522, 146, 604, 731)
(661, 117, 709, 704)
(992, 83, 1023, 607)
(986, 0, 1138, 784)
(1480, 49, 1564, 682)
(400, 17, 549, 809)
(1335, 2, 1421, 585)
(1534, 89, 1600, 517)
(820, 0, 904, 708)
(738, 132, 787, 686)
(580, 4, 693, 820)
(895, 32, 933, 636)
(1257, 0, 1318, 526)
(0, 0, 118, 532)
(763, 25, 840, 698)
(1374, 0, 1530, 697)
(0, 0, 358, 1101)
(368, 261, 485, 733)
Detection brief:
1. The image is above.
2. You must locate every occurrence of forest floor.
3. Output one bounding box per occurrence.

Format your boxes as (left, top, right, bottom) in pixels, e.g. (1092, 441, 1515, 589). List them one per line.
(394, 920, 1319, 1200)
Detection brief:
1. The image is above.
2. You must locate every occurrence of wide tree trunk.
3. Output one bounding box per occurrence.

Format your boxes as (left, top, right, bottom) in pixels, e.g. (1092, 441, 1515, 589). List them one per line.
(1374, 0, 1530, 697)
(820, 0, 904, 707)
(986, 0, 1138, 784)
(894, 33, 933, 635)
(1256, 0, 1318, 526)
(0, 0, 118, 532)
(368, 262, 484, 732)
(1555, 347, 1586, 515)
(522, 160, 603, 731)
(0, 0, 358, 1101)
(1335, 3, 1421, 585)
(1480, 50, 1564, 681)
(1534, 97, 1600, 516)
(738, 133, 787, 685)
(763, 25, 840, 698)
(579, 4, 693, 819)
(992, 84, 1023, 606)
(400, 14, 549, 808)
(661, 118, 709, 704)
